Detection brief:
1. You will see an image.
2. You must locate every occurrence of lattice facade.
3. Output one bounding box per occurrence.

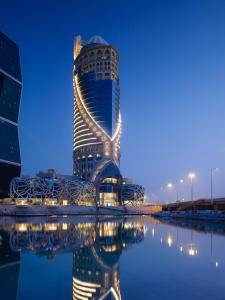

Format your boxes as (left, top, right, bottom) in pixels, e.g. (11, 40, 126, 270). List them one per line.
(10, 176, 96, 204)
(121, 184, 145, 206)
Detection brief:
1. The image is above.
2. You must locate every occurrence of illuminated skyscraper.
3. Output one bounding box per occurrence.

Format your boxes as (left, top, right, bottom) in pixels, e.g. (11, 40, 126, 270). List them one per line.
(0, 32, 22, 198)
(73, 35, 122, 201)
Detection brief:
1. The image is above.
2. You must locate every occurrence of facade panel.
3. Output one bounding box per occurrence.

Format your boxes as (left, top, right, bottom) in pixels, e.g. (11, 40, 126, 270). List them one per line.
(0, 73, 21, 123)
(0, 32, 22, 82)
(0, 162, 20, 198)
(0, 121, 20, 163)
(0, 32, 22, 198)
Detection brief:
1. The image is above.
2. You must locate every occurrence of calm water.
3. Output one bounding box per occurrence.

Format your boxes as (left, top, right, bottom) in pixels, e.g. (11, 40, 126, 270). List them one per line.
(0, 216, 225, 300)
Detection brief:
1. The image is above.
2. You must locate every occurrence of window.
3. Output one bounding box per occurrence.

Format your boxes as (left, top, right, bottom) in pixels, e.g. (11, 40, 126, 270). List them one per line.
(97, 73, 103, 78)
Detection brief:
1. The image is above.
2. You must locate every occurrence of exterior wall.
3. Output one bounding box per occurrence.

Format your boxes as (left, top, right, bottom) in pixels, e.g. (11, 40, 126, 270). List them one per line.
(0, 32, 22, 198)
(73, 36, 121, 183)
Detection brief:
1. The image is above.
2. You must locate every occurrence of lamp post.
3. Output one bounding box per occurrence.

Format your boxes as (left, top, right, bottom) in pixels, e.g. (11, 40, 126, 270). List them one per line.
(178, 179, 184, 202)
(167, 182, 179, 202)
(167, 182, 176, 202)
(210, 168, 219, 207)
(188, 173, 196, 202)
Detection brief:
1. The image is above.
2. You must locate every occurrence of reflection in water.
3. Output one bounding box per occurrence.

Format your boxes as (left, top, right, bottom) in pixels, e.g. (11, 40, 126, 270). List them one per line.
(150, 217, 225, 264)
(2, 217, 225, 299)
(0, 218, 146, 300)
(8, 222, 96, 257)
(0, 231, 20, 300)
(73, 222, 145, 300)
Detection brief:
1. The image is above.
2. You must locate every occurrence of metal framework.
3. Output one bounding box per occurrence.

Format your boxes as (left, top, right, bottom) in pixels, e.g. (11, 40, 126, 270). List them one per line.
(10, 176, 96, 204)
(121, 184, 145, 206)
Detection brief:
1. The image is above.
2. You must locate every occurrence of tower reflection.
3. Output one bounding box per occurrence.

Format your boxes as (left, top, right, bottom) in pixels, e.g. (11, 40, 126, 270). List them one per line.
(73, 221, 146, 300)
(0, 218, 146, 300)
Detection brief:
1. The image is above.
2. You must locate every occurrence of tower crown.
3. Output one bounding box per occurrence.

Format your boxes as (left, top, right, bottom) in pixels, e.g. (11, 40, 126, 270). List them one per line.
(88, 35, 108, 45)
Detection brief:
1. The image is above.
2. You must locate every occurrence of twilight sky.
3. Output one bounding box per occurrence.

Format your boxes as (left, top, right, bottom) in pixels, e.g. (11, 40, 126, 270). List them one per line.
(1, 0, 225, 203)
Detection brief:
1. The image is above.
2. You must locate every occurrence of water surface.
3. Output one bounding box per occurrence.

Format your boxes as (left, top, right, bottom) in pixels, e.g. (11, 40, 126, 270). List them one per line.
(0, 216, 225, 300)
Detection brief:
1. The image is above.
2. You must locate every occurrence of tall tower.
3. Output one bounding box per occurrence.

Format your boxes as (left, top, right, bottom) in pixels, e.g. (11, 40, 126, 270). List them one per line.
(0, 32, 22, 198)
(73, 35, 122, 185)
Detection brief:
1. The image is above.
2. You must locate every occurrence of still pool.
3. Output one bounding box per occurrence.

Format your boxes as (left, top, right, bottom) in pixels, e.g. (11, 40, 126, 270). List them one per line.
(0, 216, 225, 300)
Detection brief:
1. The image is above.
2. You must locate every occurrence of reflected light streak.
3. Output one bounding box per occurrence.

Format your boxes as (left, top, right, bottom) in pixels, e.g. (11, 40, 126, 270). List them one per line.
(167, 234, 173, 247)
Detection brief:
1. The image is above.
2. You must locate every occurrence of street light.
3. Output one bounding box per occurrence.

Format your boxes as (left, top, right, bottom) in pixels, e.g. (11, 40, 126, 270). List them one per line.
(166, 182, 178, 202)
(188, 173, 196, 202)
(210, 168, 219, 206)
(167, 182, 173, 189)
(178, 179, 184, 202)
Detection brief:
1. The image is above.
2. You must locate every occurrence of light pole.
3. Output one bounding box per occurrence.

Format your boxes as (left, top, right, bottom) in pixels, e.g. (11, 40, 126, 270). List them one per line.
(188, 173, 196, 202)
(167, 182, 179, 202)
(178, 179, 184, 202)
(210, 168, 219, 206)
(167, 182, 175, 202)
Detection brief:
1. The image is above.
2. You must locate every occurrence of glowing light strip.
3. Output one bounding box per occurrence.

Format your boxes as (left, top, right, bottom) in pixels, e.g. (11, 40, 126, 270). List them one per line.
(73, 292, 88, 300)
(73, 278, 101, 288)
(74, 142, 101, 150)
(75, 133, 94, 140)
(112, 112, 122, 141)
(73, 288, 92, 297)
(75, 124, 87, 131)
(74, 75, 110, 140)
(91, 159, 111, 182)
(74, 111, 81, 117)
(74, 284, 96, 293)
(76, 137, 97, 145)
(98, 287, 121, 300)
(75, 119, 84, 126)
(74, 115, 81, 121)
(74, 128, 89, 134)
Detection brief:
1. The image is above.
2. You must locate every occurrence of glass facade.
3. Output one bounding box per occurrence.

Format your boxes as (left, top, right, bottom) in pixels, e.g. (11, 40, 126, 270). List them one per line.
(0, 73, 21, 123)
(76, 72, 120, 137)
(0, 32, 22, 198)
(0, 120, 20, 163)
(0, 32, 22, 82)
(73, 36, 122, 204)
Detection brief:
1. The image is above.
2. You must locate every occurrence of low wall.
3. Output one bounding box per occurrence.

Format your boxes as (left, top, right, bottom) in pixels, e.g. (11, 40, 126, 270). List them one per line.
(0, 204, 150, 216)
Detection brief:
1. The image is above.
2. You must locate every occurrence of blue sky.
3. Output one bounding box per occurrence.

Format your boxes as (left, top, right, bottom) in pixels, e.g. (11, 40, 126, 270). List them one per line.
(1, 0, 225, 202)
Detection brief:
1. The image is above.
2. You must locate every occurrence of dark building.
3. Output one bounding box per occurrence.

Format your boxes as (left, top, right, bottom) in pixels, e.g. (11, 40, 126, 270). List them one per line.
(73, 35, 122, 205)
(0, 231, 20, 300)
(0, 32, 22, 198)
